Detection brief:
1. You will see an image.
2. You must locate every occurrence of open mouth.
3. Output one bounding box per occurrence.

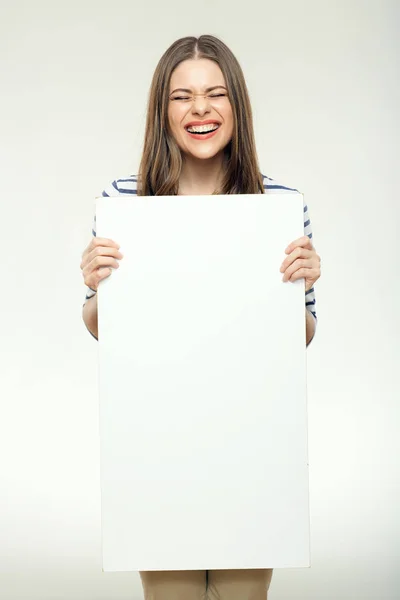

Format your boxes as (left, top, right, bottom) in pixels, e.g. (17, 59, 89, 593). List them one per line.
(185, 123, 220, 135)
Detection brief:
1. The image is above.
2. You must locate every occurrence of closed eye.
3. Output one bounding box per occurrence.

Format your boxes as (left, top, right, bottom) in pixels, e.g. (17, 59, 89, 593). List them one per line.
(170, 93, 228, 101)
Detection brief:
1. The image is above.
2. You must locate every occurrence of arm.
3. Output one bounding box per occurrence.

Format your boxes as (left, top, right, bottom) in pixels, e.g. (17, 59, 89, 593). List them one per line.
(81, 185, 123, 341)
(306, 308, 316, 346)
(281, 197, 320, 348)
(82, 294, 98, 340)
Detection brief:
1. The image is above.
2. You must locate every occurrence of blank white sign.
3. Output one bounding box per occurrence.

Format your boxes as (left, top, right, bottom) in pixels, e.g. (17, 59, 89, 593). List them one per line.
(96, 193, 310, 572)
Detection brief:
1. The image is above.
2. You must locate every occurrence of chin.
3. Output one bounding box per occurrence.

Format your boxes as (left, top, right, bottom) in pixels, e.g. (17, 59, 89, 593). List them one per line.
(184, 144, 228, 161)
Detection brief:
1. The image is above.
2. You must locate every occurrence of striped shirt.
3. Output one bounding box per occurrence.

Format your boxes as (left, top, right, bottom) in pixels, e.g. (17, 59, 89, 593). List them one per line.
(84, 174, 317, 325)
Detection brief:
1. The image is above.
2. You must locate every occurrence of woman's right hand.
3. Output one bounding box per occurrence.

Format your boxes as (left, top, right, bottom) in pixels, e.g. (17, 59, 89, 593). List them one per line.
(80, 237, 124, 292)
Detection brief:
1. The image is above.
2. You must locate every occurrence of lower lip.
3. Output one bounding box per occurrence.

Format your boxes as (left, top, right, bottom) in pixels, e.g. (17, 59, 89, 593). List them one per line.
(185, 127, 220, 140)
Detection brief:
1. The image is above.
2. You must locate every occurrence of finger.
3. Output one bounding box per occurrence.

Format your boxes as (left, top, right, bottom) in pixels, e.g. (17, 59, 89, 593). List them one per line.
(82, 266, 113, 291)
(98, 267, 113, 280)
(87, 245, 123, 264)
(290, 268, 320, 284)
(82, 237, 120, 260)
(82, 256, 120, 288)
(280, 248, 313, 273)
(288, 267, 309, 283)
(91, 237, 120, 249)
(88, 255, 121, 272)
(282, 259, 313, 282)
(81, 245, 123, 270)
(285, 236, 313, 255)
(84, 267, 113, 291)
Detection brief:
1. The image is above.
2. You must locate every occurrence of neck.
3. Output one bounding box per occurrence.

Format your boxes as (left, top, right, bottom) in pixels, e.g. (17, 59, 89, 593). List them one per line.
(178, 153, 226, 195)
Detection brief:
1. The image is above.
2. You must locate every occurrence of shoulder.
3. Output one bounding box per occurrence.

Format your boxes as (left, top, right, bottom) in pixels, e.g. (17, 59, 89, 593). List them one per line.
(262, 174, 313, 238)
(101, 174, 298, 196)
(101, 175, 138, 197)
(100, 173, 306, 202)
(261, 174, 300, 194)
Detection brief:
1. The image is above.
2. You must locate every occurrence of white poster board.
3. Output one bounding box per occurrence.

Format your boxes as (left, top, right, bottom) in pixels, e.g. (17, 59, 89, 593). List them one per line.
(96, 193, 310, 572)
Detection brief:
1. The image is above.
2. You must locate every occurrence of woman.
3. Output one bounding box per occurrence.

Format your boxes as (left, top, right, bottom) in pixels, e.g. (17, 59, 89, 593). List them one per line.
(80, 35, 321, 600)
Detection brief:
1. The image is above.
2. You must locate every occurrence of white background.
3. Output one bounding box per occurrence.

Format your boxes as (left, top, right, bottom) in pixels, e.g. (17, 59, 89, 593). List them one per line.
(1, 0, 399, 598)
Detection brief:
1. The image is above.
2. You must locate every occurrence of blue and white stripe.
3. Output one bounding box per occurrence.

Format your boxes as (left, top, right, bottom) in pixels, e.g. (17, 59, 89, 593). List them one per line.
(84, 174, 317, 325)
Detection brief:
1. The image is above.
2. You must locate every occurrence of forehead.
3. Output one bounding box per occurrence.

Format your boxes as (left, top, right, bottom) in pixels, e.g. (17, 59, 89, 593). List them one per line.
(169, 59, 226, 91)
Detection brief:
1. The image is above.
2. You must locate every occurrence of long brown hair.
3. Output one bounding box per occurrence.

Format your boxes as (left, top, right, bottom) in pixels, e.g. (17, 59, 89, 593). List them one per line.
(138, 35, 264, 196)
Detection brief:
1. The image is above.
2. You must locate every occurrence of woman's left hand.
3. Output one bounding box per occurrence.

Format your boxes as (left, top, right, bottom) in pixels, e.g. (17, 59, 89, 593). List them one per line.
(280, 235, 321, 292)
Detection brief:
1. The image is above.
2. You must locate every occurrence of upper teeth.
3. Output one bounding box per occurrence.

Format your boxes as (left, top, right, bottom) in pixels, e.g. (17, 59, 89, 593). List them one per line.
(187, 124, 219, 133)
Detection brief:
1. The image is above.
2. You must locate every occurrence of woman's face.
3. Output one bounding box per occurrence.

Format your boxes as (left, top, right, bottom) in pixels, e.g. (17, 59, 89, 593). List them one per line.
(167, 59, 234, 161)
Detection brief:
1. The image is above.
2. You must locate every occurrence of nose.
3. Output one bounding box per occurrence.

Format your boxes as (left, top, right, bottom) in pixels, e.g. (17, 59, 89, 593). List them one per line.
(191, 95, 211, 116)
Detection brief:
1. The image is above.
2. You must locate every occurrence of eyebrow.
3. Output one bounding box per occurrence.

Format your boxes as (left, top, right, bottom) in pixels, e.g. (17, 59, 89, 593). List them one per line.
(170, 85, 228, 94)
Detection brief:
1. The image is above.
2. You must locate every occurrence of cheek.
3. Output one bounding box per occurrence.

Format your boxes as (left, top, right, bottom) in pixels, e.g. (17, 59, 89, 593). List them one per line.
(167, 111, 175, 134)
(168, 107, 185, 135)
(167, 110, 187, 150)
(224, 107, 234, 135)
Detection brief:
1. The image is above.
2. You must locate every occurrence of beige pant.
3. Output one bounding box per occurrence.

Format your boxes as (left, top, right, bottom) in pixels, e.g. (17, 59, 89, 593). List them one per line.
(140, 569, 273, 600)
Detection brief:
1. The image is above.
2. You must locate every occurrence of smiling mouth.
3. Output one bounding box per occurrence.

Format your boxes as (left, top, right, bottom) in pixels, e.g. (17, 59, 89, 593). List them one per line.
(185, 124, 220, 134)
